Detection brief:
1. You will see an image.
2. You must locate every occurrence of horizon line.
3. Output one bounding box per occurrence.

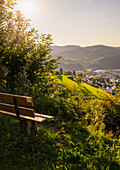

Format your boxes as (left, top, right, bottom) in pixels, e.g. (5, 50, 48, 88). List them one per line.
(52, 44, 120, 48)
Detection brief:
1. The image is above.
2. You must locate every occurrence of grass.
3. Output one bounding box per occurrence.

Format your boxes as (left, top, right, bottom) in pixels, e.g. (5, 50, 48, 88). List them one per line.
(1, 75, 119, 169)
(54, 75, 108, 98)
(0, 116, 120, 170)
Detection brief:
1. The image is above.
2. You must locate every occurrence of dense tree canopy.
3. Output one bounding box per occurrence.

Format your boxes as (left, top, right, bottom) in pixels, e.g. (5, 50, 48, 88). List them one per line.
(0, 0, 59, 94)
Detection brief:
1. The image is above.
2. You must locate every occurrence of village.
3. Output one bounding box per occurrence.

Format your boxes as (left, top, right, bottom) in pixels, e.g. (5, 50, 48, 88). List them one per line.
(80, 69, 120, 94)
(60, 69, 120, 94)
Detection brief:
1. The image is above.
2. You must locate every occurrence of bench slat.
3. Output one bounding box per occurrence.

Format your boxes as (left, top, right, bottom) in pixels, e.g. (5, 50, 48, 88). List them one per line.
(0, 110, 47, 122)
(0, 93, 54, 123)
(35, 113, 54, 119)
(0, 103, 35, 117)
(0, 93, 33, 107)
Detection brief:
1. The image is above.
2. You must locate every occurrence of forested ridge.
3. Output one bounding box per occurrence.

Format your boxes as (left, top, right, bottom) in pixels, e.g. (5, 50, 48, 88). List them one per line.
(51, 45, 120, 70)
(0, 1, 120, 169)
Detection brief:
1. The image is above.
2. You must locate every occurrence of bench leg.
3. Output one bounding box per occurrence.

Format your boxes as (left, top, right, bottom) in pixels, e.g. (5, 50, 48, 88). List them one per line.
(26, 120, 38, 135)
(26, 120, 32, 135)
(20, 120, 38, 135)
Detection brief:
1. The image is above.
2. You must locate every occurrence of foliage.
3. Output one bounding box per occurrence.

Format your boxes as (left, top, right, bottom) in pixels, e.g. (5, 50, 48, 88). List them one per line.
(75, 76, 82, 83)
(0, 113, 120, 169)
(63, 71, 72, 75)
(73, 70, 76, 75)
(1, 78, 120, 169)
(0, 0, 59, 94)
(78, 72, 86, 78)
(0, 77, 120, 169)
(60, 68, 63, 74)
(0, 1, 120, 170)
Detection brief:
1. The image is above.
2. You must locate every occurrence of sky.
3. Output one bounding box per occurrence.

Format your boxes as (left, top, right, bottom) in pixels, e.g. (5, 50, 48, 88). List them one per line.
(15, 0, 120, 47)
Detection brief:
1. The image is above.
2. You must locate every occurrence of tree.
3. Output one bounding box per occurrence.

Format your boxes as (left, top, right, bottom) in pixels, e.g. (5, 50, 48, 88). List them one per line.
(0, 0, 59, 94)
(73, 70, 76, 76)
(63, 71, 72, 75)
(75, 76, 82, 83)
(78, 72, 86, 78)
(60, 68, 63, 74)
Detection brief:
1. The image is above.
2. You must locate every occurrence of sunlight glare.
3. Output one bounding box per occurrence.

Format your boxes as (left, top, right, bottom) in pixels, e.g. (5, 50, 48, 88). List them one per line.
(18, 0, 35, 19)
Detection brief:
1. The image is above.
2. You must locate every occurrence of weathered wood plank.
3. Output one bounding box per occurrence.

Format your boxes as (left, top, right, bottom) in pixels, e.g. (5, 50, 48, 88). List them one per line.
(0, 103, 35, 117)
(0, 110, 46, 122)
(0, 93, 33, 107)
(35, 113, 54, 119)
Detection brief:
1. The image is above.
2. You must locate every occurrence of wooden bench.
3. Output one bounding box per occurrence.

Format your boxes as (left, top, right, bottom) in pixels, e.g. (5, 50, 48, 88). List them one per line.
(0, 93, 54, 135)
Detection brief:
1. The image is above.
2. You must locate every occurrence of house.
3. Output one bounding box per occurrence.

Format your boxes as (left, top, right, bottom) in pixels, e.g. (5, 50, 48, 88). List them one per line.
(104, 87, 113, 94)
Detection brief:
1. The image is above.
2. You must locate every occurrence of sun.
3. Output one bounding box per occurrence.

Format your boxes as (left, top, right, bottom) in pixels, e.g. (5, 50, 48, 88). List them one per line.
(17, 0, 35, 19)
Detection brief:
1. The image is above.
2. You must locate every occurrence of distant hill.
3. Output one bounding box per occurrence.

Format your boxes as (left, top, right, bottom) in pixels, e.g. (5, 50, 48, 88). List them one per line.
(91, 54, 120, 69)
(116, 47, 120, 50)
(51, 45, 120, 71)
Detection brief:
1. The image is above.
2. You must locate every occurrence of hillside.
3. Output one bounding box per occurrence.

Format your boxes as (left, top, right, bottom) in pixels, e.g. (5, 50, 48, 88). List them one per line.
(91, 54, 120, 69)
(51, 45, 120, 70)
(116, 47, 120, 50)
(1, 75, 120, 169)
(54, 75, 107, 98)
(1, 1, 120, 169)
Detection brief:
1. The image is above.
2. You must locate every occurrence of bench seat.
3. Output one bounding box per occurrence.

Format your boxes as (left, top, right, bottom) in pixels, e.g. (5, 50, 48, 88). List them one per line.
(0, 92, 54, 122)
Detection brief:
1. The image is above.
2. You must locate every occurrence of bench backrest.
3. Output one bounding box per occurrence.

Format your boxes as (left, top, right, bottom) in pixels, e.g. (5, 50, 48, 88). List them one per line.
(0, 93, 35, 117)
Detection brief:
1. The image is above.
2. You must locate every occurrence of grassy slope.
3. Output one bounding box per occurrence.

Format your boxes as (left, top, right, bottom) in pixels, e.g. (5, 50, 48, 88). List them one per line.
(1, 75, 119, 169)
(54, 75, 108, 98)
